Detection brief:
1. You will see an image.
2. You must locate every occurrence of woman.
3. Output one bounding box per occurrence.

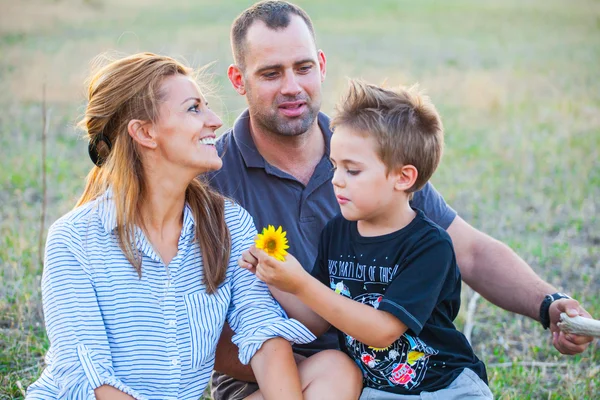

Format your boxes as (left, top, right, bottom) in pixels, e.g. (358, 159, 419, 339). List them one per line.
(25, 53, 354, 399)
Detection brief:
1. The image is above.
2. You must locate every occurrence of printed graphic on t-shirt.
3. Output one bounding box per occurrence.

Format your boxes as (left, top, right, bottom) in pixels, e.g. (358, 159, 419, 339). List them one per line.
(331, 280, 439, 390)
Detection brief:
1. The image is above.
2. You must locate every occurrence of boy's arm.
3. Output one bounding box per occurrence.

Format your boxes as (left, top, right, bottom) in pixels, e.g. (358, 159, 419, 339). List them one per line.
(254, 250, 407, 348)
(239, 246, 330, 337)
(268, 286, 331, 337)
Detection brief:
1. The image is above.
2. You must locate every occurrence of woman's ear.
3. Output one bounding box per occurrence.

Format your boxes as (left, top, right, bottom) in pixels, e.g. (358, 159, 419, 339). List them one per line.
(393, 164, 418, 192)
(128, 119, 156, 149)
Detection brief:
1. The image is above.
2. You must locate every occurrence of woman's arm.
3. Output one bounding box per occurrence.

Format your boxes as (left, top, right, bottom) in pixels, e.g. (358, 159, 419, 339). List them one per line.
(250, 337, 303, 400)
(41, 221, 144, 399)
(95, 386, 136, 400)
(223, 207, 315, 396)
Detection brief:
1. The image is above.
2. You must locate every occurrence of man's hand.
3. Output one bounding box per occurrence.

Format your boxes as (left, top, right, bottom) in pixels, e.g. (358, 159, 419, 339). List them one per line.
(550, 298, 594, 355)
(253, 248, 309, 295)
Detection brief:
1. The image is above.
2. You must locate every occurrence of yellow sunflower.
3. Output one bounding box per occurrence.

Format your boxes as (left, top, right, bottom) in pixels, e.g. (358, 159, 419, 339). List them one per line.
(255, 225, 289, 261)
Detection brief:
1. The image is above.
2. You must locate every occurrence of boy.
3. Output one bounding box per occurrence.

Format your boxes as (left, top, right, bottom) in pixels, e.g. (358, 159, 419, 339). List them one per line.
(242, 80, 492, 399)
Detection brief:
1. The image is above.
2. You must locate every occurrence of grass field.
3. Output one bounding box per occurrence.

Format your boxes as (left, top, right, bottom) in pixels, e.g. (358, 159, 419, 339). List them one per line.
(1, 0, 599, 398)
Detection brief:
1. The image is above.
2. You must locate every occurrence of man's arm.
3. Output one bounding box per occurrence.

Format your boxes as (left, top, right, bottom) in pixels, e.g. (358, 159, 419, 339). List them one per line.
(447, 216, 593, 354)
(213, 323, 257, 382)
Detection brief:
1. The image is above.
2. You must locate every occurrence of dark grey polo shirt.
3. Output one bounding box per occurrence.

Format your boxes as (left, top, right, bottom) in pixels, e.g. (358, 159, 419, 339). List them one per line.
(206, 109, 457, 356)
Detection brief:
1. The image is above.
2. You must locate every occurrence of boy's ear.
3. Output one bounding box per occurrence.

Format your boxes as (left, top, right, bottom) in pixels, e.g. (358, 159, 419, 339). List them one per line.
(393, 164, 418, 192)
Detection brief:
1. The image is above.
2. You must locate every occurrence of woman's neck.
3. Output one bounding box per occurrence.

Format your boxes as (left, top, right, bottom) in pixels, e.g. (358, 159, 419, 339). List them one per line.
(138, 164, 190, 242)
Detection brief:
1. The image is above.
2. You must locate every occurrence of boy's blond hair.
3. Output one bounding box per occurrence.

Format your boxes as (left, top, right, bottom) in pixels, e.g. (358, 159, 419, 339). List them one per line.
(331, 80, 444, 192)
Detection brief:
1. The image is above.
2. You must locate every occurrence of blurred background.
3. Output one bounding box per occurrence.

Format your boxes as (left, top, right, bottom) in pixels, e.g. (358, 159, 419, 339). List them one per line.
(0, 0, 598, 398)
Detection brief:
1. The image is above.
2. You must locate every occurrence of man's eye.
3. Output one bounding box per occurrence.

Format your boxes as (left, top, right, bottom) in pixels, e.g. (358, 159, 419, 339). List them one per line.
(263, 72, 278, 79)
(299, 65, 312, 73)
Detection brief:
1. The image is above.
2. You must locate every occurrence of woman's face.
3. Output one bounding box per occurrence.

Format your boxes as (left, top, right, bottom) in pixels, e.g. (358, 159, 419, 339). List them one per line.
(151, 74, 223, 175)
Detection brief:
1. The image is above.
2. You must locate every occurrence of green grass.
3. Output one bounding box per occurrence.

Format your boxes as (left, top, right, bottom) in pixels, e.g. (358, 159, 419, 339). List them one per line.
(1, 0, 599, 398)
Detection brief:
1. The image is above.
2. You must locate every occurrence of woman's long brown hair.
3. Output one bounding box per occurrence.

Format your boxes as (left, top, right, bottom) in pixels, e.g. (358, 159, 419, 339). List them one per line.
(76, 52, 230, 293)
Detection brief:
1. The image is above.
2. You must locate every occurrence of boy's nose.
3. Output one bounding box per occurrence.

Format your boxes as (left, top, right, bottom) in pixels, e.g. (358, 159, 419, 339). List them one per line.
(331, 169, 344, 187)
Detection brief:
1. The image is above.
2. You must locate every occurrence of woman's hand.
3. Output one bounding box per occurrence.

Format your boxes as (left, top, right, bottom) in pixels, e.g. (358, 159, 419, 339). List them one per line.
(238, 245, 259, 275)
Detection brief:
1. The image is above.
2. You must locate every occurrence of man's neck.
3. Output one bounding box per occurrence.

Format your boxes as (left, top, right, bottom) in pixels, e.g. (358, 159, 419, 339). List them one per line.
(249, 118, 325, 186)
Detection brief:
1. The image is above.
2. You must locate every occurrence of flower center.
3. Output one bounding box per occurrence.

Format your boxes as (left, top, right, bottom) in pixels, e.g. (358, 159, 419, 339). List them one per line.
(266, 239, 277, 251)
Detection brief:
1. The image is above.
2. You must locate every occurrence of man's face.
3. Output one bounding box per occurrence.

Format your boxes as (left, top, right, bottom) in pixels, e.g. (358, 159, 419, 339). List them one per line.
(237, 15, 326, 136)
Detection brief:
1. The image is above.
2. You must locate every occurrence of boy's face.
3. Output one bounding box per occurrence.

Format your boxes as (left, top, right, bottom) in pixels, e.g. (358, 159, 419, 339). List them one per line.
(330, 127, 403, 224)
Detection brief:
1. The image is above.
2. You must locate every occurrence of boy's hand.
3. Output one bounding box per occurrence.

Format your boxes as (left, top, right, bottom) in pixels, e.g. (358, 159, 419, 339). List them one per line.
(238, 245, 259, 275)
(253, 249, 308, 295)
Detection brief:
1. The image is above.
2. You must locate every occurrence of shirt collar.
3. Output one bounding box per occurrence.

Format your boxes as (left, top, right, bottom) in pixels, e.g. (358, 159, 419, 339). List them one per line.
(233, 109, 333, 169)
(97, 188, 196, 237)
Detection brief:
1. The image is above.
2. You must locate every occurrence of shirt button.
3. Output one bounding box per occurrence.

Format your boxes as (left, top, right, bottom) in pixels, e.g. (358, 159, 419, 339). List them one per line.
(168, 320, 176, 327)
(172, 358, 179, 366)
(165, 280, 171, 288)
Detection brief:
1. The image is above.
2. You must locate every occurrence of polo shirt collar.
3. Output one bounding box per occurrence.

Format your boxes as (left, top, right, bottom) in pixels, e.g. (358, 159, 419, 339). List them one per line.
(233, 109, 333, 169)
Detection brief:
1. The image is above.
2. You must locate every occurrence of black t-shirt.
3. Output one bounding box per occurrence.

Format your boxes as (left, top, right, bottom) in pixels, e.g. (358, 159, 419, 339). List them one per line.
(311, 210, 487, 394)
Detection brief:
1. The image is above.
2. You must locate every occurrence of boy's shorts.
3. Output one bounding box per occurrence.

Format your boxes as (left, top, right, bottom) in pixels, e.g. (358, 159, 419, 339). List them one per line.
(359, 368, 493, 400)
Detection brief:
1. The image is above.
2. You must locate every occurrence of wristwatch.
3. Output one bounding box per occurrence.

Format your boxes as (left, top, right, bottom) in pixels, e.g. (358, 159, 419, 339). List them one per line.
(539, 292, 572, 330)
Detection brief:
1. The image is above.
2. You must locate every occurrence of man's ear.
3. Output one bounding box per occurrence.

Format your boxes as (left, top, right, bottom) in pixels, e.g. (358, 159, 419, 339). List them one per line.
(228, 64, 246, 95)
(128, 119, 156, 149)
(393, 165, 418, 192)
(317, 50, 327, 83)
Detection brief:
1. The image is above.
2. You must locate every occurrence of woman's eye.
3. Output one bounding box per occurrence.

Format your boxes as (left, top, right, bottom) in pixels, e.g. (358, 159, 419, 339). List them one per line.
(188, 104, 200, 113)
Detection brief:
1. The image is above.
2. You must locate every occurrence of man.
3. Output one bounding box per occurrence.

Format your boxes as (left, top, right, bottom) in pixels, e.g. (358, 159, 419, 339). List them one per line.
(207, 2, 594, 399)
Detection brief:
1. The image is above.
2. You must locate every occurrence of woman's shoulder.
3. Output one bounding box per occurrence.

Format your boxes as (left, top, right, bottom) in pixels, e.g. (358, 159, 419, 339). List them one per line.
(223, 200, 255, 236)
(47, 196, 108, 241)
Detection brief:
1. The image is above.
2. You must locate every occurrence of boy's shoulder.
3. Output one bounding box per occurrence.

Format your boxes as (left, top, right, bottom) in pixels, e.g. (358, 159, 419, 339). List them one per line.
(413, 209, 454, 245)
(322, 213, 351, 235)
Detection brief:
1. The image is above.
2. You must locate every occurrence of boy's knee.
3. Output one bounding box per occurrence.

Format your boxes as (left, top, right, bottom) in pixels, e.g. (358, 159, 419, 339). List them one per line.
(316, 350, 362, 384)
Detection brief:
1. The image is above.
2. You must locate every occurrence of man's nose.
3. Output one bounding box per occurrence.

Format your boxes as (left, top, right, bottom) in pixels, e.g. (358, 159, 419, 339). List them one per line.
(280, 71, 302, 96)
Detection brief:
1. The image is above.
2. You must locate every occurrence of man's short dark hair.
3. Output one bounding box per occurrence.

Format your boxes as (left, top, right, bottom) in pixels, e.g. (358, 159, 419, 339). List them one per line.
(231, 1, 316, 70)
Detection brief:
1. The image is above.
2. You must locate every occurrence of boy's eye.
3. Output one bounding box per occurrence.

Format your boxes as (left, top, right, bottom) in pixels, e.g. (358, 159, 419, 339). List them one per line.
(347, 170, 361, 176)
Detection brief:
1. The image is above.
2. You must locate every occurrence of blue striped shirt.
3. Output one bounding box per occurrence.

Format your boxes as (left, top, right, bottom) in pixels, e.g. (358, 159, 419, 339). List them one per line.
(27, 191, 316, 399)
